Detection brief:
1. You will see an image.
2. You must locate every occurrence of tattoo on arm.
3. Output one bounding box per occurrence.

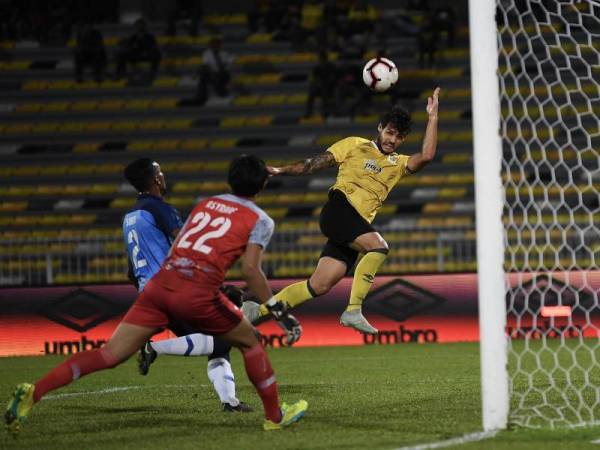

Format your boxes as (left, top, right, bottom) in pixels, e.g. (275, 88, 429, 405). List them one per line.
(282, 152, 336, 175)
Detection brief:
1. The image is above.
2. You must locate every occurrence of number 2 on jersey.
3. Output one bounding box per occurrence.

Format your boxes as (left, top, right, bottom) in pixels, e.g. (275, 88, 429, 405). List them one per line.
(128, 229, 147, 269)
(176, 211, 231, 254)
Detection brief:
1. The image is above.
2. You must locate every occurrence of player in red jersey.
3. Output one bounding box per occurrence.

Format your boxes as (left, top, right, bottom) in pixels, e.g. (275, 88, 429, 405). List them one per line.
(5, 155, 308, 433)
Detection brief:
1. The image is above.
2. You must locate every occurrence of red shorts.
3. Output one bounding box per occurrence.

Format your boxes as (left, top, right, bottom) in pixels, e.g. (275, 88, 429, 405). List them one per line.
(122, 268, 242, 335)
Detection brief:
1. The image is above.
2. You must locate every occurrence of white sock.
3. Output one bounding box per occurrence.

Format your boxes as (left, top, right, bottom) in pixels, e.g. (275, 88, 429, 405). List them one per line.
(151, 334, 214, 356)
(207, 357, 239, 406)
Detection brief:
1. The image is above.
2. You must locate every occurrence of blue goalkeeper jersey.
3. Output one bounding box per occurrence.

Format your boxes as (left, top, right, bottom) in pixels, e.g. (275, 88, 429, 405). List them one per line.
(122, 194, 183, 291)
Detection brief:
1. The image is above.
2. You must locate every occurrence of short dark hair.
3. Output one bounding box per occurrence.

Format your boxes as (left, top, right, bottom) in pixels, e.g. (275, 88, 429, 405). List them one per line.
(379, 106, 412, 138)
(227, 154, 268, 197)
(124, 158, 155, 192)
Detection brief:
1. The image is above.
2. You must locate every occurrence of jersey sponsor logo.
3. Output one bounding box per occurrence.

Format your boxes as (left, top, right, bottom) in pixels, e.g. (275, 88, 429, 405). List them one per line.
(364, 159, 382, 174)
(205, 200, 238, 215)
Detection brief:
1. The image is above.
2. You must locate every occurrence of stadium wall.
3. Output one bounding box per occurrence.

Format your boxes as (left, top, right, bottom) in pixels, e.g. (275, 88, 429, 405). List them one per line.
(1, 272, 598, 356)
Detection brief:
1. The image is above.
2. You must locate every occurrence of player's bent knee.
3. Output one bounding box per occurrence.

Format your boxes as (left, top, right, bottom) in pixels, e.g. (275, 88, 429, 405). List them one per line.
(369, 235, 389, 252)
(308, 278, 334, 296)
(309, 268, 344, 296)
(371, 245, 389, 254)
(356, 233, 389, 253)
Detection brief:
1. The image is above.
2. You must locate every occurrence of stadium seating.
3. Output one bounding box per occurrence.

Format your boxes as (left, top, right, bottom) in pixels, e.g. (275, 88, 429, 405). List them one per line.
(1, 6, 593, 285)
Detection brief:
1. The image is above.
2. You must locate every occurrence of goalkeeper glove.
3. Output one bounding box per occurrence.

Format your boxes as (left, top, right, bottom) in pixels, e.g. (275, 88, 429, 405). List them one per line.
(266, 300, 303, 346)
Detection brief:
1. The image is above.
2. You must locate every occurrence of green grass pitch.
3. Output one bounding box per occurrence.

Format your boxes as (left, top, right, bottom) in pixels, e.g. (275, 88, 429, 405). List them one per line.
(1, 343, 599, 449)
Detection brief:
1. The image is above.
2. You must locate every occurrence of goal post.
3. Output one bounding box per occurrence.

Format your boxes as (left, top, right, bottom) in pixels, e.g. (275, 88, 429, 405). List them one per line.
(469, 0, 509, 431)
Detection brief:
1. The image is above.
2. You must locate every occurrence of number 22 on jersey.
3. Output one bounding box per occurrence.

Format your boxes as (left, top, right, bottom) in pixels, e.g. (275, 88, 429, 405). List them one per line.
(176, 211, 232, 255)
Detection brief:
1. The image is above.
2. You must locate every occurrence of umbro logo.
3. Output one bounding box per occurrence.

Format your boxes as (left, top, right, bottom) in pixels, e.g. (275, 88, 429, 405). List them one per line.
(364, 278, 447, 321)
(362, 274, 375, 283)
(42, 288, 130, 332)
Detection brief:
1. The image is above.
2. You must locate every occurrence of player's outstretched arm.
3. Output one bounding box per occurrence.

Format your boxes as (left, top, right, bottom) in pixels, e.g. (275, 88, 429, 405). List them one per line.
(407, 87, 440, 173)
(268, 152, 336, 176)
(241, 243, 273, 302)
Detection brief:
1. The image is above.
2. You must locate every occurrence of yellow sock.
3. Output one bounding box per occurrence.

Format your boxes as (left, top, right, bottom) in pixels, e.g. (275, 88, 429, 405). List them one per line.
(346, 250, 387, 312)
(258, 280, 316, 317)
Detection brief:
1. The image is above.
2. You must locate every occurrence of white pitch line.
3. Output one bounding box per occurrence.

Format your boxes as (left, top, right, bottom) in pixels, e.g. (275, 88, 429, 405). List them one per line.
(43, 384, 204, 401)
(591, 438, 600, 444)
(393, 430, 499, 450)
(44, 386, 143, 400)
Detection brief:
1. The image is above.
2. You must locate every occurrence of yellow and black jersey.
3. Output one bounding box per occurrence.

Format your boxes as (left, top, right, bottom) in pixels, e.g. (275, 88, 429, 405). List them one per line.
(327, 136, 410, 223)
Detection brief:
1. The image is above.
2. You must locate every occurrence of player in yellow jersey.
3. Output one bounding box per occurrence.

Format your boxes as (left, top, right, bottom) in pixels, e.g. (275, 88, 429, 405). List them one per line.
(244, 88, 440, 336)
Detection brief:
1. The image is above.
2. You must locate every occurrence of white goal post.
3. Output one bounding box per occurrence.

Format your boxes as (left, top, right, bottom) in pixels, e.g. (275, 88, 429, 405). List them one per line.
(469, 0, 509, 432)
(471, 0, 600, 431)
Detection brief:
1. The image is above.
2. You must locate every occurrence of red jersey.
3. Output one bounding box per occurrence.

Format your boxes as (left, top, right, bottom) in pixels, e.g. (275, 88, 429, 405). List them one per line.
(165, 193, 274, 285)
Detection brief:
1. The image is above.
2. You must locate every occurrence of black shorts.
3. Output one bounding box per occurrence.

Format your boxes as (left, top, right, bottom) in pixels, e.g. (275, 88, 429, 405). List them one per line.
(319, 189, 375, 271)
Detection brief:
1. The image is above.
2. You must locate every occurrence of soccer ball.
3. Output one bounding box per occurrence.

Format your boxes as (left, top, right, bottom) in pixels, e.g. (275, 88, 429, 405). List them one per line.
(362, 57, 398, 92)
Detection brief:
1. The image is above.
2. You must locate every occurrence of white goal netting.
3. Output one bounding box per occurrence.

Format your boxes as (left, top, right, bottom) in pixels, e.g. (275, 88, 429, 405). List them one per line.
(497, 0, 600, 428)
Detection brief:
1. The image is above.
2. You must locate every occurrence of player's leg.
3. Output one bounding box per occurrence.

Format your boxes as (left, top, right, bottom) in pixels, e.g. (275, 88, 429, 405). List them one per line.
(253, 245, 350, 321)
(348, 231, 389, 311)
(254, 189, 355, 318)
(35, 322, 156, 400)
(217, 317, 307, 430)
(154, 333, 214, 356)
(250, 189, 365, 325)
(339, 231, 389, 334)
(317, 189, 384, 334)
(261, 256, 345, 316)
(207, 340, 251, 412)
(138, 332, 214, 375)
(5, 322, 157, 434)
(152, 333, 214, 356)
(137, 323, 250, 412)
(253, 278, 316, 319)
(346, 232, 389, 311)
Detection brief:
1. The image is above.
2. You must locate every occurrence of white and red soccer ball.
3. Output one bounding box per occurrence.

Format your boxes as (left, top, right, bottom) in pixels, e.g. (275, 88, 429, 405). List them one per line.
(362, 57, 398, 92)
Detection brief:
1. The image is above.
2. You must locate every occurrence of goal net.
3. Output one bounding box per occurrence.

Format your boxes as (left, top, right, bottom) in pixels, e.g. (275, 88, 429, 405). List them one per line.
(496, 0, 600, 428)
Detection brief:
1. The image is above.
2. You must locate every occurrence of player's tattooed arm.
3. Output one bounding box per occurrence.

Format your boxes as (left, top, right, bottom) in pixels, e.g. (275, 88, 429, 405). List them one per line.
(268, 152, 336, 176)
